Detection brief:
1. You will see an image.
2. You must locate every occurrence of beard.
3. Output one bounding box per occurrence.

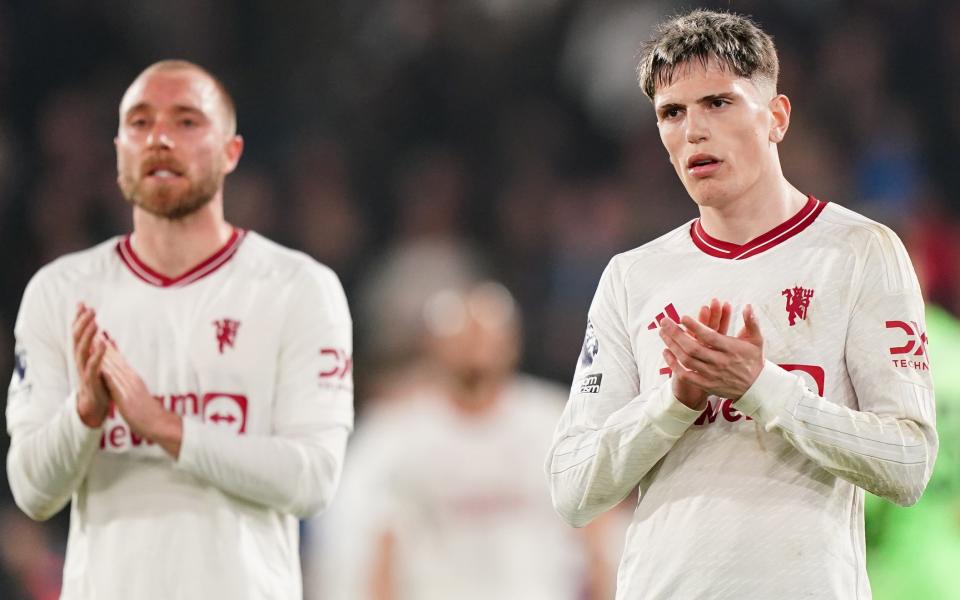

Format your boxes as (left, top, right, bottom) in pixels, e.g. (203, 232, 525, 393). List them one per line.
(118, 161, 222, 220)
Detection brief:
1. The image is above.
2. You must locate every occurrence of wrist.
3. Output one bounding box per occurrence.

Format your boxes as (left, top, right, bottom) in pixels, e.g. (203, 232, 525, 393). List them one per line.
(154, 412, 183, 459)
(76, 393, 108, 428)
(677, 394, 708, 411)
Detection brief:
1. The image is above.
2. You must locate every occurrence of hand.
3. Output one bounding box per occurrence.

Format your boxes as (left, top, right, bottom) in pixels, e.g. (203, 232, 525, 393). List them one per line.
(660, 304, 764, 402)
(101, 343, 182, 458)
(660, 298, 731, 410)
(73, 303, 110, 428)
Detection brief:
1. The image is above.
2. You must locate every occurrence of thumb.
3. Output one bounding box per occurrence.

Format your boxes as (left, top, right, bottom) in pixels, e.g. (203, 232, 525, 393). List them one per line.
(736, 304, 763, 342)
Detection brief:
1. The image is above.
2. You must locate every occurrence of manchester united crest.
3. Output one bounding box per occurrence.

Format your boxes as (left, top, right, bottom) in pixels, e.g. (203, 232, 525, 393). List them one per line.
(782, 286, 814, 326)
(213, 318, 241, 354)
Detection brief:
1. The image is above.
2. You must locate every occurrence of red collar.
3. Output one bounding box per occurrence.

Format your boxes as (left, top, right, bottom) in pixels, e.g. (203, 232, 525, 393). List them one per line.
(690, 196, 827, 260)
(116, 228, 246, 287)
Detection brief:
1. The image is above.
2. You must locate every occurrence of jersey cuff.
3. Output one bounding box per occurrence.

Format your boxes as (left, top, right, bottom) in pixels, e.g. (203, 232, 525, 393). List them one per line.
(643, 381, 702, 438)
(176, 417, 203, 468)
(734, 360, 798, 423)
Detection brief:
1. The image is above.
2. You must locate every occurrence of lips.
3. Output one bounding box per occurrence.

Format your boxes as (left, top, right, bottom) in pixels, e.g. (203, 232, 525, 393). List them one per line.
(141, 156, 186, 179)
(686, 153, 722, 178)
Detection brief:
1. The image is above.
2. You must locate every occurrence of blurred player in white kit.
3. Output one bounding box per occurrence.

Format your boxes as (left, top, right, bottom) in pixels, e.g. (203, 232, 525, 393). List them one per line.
(308, 282, 619, 600)
(6, 60, 354, 599)
(547, 9, 938, 600)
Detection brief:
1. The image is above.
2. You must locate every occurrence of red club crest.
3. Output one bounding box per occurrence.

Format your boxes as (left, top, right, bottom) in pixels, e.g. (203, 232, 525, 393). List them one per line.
(782, 286, 814, 326)
(213, 319, 241, 354)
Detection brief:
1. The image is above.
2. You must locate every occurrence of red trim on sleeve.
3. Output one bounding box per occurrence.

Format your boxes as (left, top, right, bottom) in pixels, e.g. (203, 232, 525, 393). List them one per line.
(690, 196, 827, 260)
(116, 228, 246, 287)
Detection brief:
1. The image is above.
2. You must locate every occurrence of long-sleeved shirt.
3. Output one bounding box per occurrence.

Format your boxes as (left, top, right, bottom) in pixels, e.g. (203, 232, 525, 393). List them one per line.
(7, 229, 354, 600)
(547, 197, 937, 600)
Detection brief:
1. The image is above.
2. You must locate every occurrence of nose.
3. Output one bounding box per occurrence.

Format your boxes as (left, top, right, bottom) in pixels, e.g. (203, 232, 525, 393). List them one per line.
(145, 124, 174, 150)
(685, 108, 709, 144)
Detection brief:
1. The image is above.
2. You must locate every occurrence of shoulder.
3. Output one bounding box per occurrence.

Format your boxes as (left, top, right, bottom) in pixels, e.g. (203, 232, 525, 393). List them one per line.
(237, 232, 340, 284)
(236, 232, 349, 310)
(606, 221, 694, 281)
(815, 203, 903, 248)
(25, 237, 123, 297)
(814, 203, 917, 290)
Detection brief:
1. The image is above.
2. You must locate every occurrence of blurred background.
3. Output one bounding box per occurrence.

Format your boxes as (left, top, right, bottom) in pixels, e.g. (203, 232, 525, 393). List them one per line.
(1, 0, 959, 598)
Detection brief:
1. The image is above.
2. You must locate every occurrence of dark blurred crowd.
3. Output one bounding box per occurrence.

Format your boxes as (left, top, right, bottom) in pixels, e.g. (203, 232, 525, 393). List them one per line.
(2, 0, 960, 597)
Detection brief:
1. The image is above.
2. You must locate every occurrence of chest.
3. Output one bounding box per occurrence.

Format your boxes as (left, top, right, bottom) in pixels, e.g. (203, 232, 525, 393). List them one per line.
(63, 276, 288, 450)
(627, 249, 856, 396)
(402, 419, 550, 523)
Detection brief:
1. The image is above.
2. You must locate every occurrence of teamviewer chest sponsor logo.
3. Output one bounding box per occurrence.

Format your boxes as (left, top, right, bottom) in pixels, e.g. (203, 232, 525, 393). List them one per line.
(99, 391, 249, 452)
(693, 364, 824, 427)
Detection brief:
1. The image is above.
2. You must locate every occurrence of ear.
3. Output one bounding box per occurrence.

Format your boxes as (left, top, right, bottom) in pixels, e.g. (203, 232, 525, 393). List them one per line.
(222, 135, 244, 175)
(769, 94, 791, 143)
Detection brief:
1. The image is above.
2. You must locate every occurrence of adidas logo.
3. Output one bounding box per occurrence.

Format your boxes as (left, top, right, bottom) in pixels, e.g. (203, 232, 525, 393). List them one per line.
(647, 303, 680, 376)
(647, 303, 680, 330)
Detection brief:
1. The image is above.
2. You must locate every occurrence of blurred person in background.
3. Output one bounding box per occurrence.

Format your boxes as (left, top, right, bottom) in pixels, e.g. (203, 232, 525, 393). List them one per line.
(5, 60, 353, 599)
(307, 281, 621, 600)
(547, 9, 937, 599)
(0, 506, 62, 600)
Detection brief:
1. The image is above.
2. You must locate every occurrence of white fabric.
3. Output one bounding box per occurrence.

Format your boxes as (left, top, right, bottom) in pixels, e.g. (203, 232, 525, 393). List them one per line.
(547, 202, 937, 600)
(6, 231, 353, 600)
(308, 376, 588, 600)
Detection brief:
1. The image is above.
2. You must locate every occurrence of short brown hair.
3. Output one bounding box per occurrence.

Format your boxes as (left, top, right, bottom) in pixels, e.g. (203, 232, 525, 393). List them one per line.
(637, 9, 778, 101)
(139, 60, 238, 136)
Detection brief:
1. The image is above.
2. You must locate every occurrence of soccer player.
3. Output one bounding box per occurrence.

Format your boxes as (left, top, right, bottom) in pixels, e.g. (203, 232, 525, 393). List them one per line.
(6, 60, 353, 599)
(309, 282, 617, 600)
(546, 10, 937, 599)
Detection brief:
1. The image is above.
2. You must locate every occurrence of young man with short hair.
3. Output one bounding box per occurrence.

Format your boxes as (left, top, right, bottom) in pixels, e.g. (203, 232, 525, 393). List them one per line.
(547, 10, 937, 599)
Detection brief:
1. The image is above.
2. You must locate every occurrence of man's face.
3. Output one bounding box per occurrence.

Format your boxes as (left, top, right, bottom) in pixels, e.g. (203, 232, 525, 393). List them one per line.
(115, 68, 239, 219)
(654, 60, 779, 208)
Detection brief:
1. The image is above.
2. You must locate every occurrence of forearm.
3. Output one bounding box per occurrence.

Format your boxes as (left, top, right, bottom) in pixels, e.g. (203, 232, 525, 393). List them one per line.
(7, 396, 102, 520)
(737, 360, 938, 505)
(176, 419, 349, 518)
(548, 381, 700, 527)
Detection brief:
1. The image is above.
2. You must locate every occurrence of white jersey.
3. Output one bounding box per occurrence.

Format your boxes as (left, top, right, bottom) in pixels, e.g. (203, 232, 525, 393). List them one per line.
(547, 198, 938, 600)
(6, 230, 354, 600)
(308, 376, 588, 600)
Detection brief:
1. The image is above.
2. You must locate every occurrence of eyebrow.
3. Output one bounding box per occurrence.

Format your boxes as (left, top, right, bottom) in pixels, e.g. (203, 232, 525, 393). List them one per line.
(123, 103, 206, 117)
(656, 92, 736, 113)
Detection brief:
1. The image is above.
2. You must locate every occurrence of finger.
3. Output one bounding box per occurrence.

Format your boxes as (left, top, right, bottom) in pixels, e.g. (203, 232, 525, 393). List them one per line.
(697, 305, 710, 326)
(660, 319, 705, 356)
(99, 346, 123, 376)
(101, 366, 130, 399)
(679, 315, 733, 352)
(101, 369, 123, 400)
(663, 349, 711, 389)
(85, 338, 108, 381)
(660, 325, 714, 370)
(707, 298, 722, 332)
(718, 302, 732, 336)
(737, 304, 763, 342)
(72, 309, 93, 345)
(101, 330, 118, 349)
(75, 316, 98, 369)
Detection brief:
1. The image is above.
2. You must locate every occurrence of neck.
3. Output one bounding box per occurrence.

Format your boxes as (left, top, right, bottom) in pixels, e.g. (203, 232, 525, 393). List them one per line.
(130, 195, 233, 277)
(448, 372, 506, 416)
(697, 160, 807, 244)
